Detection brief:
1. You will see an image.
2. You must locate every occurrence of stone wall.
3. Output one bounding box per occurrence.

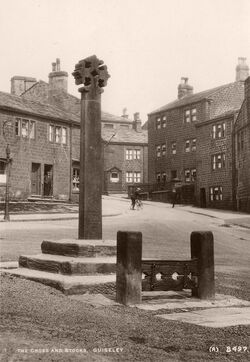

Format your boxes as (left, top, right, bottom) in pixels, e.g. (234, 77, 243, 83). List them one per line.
(196, 115, 234, 209)
(0, 110, 71, 200)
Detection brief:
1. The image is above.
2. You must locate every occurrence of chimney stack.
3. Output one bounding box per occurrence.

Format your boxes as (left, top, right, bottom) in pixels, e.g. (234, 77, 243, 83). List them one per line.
(121, 107, 129, 119)
(178, 77, 193, 99)
(48, 58, 68, 93)
(11, 76, 37, 96)
(236, 57, 249, 82)
(133, 112, 142, 132)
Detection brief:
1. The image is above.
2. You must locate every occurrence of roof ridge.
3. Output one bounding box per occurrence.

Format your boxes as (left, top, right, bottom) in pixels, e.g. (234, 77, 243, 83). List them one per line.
(149, 81, 239, 115)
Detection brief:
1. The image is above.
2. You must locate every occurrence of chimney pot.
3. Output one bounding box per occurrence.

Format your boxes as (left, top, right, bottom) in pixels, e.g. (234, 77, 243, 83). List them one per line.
(236, 57, 249, 82)
(56, 58, 61, 71)
(48, 59, 68, 94)
(121, 108, 129, 119)
(178, 77, 193, 99)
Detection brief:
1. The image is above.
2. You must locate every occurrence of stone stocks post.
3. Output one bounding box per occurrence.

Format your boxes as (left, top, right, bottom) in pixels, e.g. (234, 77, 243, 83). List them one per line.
(72, 56, 110, 239)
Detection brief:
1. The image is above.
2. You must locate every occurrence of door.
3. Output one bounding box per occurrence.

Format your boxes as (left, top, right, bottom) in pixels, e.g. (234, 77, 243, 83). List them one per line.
(200, 188, 206, 208)
(31, 163, 41, 195)
(44, 164, 53, 197)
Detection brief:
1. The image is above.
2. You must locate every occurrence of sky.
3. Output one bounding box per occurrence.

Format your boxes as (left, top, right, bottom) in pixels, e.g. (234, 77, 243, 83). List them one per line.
(1, 0, 250, 124)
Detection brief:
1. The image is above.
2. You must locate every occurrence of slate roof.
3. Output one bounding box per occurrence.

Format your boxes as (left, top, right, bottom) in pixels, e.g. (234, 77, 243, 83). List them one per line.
(102, 127, 148, 144)
(0, 91, 79, 123)
(22, 81, 134, 124)
(149, 81, 245, 118)
(0, 90, 147, 144)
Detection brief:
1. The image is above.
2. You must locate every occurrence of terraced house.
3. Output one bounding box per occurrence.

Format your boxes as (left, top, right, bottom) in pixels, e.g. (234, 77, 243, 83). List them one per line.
(233, 76, 250, 212)
(0, 59, 148, 201)
(148, 58, 248, 210)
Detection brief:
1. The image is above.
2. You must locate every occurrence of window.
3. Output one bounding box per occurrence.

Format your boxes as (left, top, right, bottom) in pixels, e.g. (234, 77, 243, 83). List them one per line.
(49, 125, 67, 144)
(191, 168, 196, 181)
(184, 108, 197, 123)
(185, 140, 190, 152)
(162, 173, 167, 182)
(191, 108, 197, 122)
(156, 117, 161, 129)
(184, 168, 196, 182)
(212, 122, 226, 139)
(126, 149, 133, 160)
(209, 186, 223, 201)
(191, 138, 196, 151)
(171, 170, 177, 180)
(212, 153, 226, 170)
(184, 169, 191, 182)
(61, 127, 67, 144)
(15, 118, 36, 139)
(134, 172, 141, 183)
(0, 161, 6, 174)
(72, 168, 80, 191)
(126, 172, 133, 183)
(162, 116, 167, 128)
(184, 110, 191, 123)
(15, 120, 20, 136)
(110, 172, 119, 183)
(55, 126, 61, 143)
(172, 142, 177, 154)
(156, 173, 161, 183)
(21, 119, 29, 137)
(49, 125, 54, 142)
(134, 150, 141, 159)
(156, 145, 161, 158)
(126, 172, 141, 183)
(29, 121, 35, 139)
(161, 144, 166, 156)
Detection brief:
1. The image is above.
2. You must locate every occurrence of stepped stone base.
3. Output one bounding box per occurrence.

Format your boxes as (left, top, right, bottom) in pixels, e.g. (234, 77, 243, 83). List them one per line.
(1, 238, 118, 295)
(2, 268, 116, 295)
(19, 254, 116, 275)
(41, 239, 116, 257)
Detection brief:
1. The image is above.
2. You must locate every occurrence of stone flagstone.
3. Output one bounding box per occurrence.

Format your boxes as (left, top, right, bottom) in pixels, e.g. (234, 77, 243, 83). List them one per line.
(135, 291, 250, 311)
(156, 307, 250, 328)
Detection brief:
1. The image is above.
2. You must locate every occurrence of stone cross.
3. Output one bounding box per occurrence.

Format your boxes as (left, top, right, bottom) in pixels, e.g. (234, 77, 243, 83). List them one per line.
(72, 55, 110, 239)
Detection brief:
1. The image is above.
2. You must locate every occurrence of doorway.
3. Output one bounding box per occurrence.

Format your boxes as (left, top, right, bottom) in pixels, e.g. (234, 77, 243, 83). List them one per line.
(200, 188, 206, 208)
(44, 164, 53, 197)
(31, 163, 41, 195)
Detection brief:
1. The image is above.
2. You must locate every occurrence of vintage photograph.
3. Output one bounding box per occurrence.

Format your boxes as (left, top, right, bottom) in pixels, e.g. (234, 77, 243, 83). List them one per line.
(0, 0, 249, 361)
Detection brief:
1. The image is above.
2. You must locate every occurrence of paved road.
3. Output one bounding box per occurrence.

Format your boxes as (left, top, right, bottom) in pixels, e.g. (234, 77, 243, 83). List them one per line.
(1, 198, 249, 277)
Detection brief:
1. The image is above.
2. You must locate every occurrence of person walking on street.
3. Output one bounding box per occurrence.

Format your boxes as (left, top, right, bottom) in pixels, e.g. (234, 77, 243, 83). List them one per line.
(172, 186, 177, 208)
(131, 192, 136, 210)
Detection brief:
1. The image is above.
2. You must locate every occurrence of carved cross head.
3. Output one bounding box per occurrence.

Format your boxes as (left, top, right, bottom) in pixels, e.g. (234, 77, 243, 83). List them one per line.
(72, 55, 110, 92)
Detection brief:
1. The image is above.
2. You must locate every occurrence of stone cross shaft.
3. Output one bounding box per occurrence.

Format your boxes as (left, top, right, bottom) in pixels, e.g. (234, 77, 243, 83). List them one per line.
(72, 55, 110, 239)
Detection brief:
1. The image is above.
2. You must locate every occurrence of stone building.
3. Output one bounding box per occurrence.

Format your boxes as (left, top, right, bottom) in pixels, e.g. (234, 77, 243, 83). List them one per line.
(147, 58, 248, 209)
(0, 60, 148, 200)
(233, 76, 250, 212)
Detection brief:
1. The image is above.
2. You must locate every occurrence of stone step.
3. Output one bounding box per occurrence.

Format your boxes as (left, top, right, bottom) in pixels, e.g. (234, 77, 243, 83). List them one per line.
(1, 268, 116, 295)
(41, 239, 116, 257)
(19, 254, 116, 275)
